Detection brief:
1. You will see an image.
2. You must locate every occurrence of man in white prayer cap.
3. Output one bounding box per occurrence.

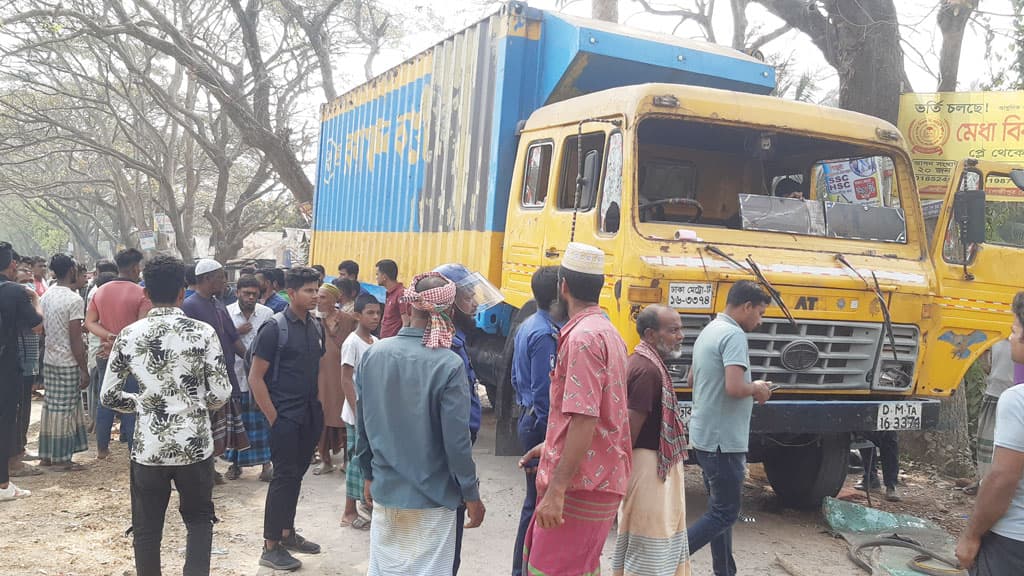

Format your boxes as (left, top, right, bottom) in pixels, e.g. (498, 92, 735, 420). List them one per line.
(519, 242, 632, 575)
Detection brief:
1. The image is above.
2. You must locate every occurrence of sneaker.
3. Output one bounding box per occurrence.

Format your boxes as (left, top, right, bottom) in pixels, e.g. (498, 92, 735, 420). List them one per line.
(259, 544, 302, 571)
(0, 483, 32, 502)
(854, 477, 881, 492)
(885, 486, 902, 502)
(281, 532, 321, 554)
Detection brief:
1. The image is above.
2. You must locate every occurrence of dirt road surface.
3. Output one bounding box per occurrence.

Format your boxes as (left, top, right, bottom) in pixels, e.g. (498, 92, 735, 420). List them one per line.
(4, 403, 971, 576)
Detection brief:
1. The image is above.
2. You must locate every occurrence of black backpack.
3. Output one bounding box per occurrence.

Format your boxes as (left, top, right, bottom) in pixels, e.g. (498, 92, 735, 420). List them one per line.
(244, 312, 324, 384)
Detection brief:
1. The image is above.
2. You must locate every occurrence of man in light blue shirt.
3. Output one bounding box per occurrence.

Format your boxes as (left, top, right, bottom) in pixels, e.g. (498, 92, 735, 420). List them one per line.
(957, 293, 1024, 575)
(687, 280, 773, 576)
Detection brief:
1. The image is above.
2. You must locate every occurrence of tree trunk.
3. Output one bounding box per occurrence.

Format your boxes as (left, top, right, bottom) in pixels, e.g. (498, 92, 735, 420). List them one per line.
(825, 0, 905, 124)
(936, 0, 977, 92)
(902, 383, 976, 478)
(592, 0, 618, 22)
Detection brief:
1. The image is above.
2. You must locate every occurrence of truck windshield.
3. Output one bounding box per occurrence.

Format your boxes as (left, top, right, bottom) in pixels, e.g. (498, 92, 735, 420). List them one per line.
(636, 117, 907, 244)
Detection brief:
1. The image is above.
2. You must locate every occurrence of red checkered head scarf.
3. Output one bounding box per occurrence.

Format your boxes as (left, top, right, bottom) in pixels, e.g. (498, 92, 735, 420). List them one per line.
(400, 272, 458, 349)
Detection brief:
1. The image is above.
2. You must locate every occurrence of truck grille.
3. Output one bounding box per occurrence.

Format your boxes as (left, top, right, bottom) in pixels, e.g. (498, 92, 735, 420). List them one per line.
(666, 316, 919, 391)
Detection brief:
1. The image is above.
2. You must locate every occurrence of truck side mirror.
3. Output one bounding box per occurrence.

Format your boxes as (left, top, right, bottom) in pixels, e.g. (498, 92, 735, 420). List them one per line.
(954, 189, 986, 246)
(1011, 169, 1024, 192)
(579, 149, 600, 209)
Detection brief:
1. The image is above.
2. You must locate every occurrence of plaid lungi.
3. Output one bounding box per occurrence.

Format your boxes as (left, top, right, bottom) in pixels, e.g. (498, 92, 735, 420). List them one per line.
(224, 392, 270, 467)
(977, 393, 1000, 478)
(38, 364, 89, 464)
(211, 397, 249, 458)
(346, 423, 364, 501)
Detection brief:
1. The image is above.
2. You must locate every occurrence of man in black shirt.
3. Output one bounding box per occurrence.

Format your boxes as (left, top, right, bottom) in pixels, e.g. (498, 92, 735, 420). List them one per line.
(0, 242, 43, 501)
(249, 267, 325, 571)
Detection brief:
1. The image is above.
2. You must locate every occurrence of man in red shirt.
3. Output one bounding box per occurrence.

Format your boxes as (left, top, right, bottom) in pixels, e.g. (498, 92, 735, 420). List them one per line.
(375, 259, 409, 338)
(520, 242, 631, 576)
(31, 256, 48, 297)
(85, 248, 151, 459)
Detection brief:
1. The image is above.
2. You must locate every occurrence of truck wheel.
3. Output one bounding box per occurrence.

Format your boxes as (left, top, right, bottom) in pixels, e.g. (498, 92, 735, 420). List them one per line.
(762, 433, 850, 510)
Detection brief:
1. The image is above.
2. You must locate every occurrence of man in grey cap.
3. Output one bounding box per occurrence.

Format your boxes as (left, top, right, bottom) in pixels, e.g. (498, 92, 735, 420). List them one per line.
(183, 259, 250, 482)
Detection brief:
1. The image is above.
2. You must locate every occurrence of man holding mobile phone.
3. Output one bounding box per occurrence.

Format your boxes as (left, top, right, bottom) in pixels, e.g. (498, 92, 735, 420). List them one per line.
(687, 281, 773, 576)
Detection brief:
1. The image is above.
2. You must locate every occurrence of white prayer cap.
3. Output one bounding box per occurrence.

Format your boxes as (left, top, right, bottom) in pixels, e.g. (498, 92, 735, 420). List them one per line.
(194, 258, 223, 276)
(561, 242, 605, 275)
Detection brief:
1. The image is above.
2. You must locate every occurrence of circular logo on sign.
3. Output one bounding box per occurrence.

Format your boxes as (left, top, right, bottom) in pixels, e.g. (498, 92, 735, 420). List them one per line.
(780, 340, 820, 372)
(908, 117, 949, 155)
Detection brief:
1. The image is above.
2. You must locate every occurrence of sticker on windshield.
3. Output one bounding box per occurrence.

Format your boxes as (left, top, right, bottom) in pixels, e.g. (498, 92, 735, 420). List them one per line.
(668, 283, 713, 309)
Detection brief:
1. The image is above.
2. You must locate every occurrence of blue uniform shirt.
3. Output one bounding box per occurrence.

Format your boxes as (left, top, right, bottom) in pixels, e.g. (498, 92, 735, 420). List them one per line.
(452, 328, 481, 435)
(510, 309, 560, 425)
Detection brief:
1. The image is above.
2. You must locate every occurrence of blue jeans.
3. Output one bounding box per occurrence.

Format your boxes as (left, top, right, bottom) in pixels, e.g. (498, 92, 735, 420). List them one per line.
(95, 358, 137, 452)
(687, 449, 746, 576)
(511, 411, 546, 576)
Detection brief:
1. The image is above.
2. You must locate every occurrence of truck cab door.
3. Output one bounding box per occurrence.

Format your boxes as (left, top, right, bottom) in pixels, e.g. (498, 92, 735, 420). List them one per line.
(502, 138, 555, 307)
(541, 126, 626, 314)
(929, 159, 1024, 363)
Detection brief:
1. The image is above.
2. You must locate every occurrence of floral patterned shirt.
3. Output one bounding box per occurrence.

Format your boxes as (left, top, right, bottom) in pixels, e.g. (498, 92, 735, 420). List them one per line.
(100, 307, 232, 466)
(536, 306, 632, 496)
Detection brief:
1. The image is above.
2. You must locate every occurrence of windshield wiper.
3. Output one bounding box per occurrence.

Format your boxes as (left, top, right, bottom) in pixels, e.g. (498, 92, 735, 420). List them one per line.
(834, 253, 898, 361)
(704, 244, 749, 271)
(744, 255, 798, 329)
(702, 245, 798, 329)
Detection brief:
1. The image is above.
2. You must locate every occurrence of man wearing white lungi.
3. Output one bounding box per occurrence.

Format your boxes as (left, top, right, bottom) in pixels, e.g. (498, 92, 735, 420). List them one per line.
(614, 305, 691, 576)
(355, 272, 486, 575)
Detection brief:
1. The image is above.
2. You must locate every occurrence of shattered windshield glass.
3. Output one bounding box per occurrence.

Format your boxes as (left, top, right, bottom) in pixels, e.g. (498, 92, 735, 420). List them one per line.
(635, 117, 908, 244)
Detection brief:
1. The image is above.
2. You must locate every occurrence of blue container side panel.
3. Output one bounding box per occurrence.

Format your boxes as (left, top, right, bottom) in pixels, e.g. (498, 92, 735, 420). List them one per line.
(486, 28, 542, 233)
(315, 72, 430, 233)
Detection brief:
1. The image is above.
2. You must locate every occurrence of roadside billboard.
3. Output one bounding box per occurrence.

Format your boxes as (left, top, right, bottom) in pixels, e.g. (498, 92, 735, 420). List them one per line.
(898, 91, 1024, 200)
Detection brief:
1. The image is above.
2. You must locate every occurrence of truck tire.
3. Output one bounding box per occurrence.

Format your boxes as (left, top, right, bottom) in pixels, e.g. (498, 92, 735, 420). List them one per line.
(762, 433, 850, 510)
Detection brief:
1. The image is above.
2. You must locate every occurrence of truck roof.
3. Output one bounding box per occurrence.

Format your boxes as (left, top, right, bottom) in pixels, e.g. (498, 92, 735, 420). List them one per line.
(523, 83, 906, 150)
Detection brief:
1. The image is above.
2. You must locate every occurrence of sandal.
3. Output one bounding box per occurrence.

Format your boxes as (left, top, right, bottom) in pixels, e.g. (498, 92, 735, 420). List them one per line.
(313, 463, 335, 476)
(350, 516, 371, 531)
(963, 482, 979, 496)
(54, 462, 86, 472)
(9, 465, 43, 477)
(225, 465, 241, 481)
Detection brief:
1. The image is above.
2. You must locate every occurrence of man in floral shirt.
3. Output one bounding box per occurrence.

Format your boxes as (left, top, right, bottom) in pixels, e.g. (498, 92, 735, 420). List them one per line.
(101, 255, 232, 576)
(520, 242, 631, 576)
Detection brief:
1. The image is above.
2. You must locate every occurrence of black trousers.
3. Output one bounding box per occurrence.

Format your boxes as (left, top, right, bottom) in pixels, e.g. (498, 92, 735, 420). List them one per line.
(0, 371, 18, 485)
(130, 457, 216, 576)
(12, 375, 33, 455)
(263, 401, 323, 542)
(860, 431, 900, 489)
(452, 429, 478, 575)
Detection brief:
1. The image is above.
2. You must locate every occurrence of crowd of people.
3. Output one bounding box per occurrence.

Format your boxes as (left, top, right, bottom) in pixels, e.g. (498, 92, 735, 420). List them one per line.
(2, 238, 1023, 576)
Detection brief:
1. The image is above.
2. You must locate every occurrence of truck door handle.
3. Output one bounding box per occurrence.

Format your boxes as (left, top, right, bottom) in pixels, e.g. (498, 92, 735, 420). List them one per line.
(545, 248, 561, 259)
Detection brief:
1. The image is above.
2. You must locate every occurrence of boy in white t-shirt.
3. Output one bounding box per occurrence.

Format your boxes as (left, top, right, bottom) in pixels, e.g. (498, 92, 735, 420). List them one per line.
(340, 294, 381, 529)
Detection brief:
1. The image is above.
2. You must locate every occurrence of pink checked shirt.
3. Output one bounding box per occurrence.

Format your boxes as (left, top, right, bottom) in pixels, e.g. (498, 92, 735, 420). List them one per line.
(536, 306, 631, 496)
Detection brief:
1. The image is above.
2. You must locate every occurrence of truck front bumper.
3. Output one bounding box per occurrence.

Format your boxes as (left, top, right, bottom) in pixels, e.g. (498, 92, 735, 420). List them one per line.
(677, 398, 942, 434)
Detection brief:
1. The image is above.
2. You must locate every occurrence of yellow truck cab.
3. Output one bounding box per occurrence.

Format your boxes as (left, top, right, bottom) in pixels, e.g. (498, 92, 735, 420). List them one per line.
(500, 83, 1024, 507)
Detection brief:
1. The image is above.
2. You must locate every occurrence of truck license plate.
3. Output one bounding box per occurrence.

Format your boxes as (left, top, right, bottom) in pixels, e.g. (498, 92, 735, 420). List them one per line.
(875, 402, 921, 431)
(669, 282, 713, 309)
